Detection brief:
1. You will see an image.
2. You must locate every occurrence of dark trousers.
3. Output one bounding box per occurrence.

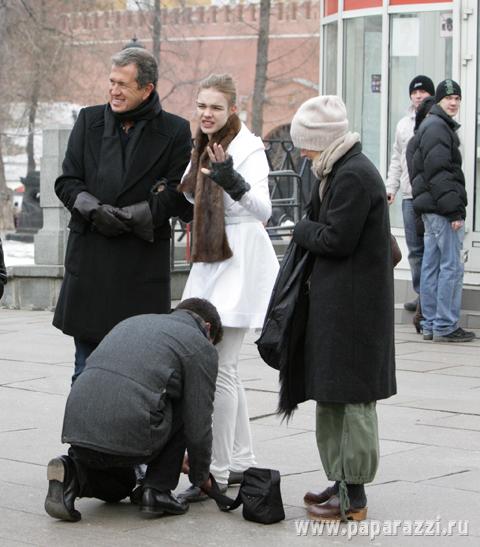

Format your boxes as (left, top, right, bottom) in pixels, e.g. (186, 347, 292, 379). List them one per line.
(69, 403, 186, 502)
(72, 338, 99, 384)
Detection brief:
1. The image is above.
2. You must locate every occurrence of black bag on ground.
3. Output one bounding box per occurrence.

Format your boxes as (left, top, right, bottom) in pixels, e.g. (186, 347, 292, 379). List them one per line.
(206, 467, 285, 524)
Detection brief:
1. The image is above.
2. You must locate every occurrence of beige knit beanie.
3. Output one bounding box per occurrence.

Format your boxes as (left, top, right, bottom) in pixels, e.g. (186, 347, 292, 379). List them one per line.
(290, 95, 348, 151)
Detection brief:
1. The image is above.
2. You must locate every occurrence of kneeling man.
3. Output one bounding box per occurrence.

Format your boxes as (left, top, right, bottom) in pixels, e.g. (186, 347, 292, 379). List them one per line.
(45, 298, 222, 522)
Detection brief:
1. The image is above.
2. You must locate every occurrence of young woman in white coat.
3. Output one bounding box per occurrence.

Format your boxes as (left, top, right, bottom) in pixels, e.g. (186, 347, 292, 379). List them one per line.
(178, 74, 279, 500)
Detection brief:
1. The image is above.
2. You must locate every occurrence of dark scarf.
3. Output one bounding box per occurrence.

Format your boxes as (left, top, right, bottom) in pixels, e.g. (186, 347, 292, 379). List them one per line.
(95, 91, 162, 204)
(178, 114, 241, 263)
(109, 90, 162, 123)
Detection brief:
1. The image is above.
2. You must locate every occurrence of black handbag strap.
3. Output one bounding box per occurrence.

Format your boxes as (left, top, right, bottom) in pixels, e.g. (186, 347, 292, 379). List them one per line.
(205, 473, 242, 512)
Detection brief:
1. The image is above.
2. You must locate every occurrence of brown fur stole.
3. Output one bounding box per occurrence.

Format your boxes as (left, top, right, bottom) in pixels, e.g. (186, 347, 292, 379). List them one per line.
(178, 114, 242, 263)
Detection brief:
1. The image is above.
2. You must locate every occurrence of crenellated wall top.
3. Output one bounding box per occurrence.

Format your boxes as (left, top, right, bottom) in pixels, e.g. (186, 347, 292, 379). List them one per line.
(58, 2, 319, 32)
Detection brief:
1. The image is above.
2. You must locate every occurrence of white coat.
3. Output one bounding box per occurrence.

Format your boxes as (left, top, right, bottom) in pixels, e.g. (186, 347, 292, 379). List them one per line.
(182, 123, 279, 328)
(385, 106, 415, 199)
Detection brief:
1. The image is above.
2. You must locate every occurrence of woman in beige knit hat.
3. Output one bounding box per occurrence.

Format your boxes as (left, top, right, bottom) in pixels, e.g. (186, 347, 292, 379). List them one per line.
(285, 95, 396, 522)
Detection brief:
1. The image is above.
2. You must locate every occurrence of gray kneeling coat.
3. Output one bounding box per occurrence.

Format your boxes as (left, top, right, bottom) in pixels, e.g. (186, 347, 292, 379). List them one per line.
(62, 310, 218, 486)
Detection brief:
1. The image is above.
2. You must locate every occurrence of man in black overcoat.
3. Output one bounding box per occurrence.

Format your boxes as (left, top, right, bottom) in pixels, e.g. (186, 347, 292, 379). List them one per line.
(53, 47, 193, 382)
(45, 298, 222, 522)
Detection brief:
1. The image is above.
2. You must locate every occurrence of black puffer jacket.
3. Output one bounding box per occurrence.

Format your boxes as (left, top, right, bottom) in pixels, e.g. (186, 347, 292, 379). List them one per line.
(0, 237, 6, 299)
(410, 105, 467, 221)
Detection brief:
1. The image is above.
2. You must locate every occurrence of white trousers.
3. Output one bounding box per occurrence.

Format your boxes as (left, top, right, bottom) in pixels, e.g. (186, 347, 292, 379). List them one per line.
(209, 327, 256, 484)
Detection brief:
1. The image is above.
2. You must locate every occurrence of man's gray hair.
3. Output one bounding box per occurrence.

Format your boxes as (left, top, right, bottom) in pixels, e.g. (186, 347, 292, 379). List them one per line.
(111, 48, 158, 88)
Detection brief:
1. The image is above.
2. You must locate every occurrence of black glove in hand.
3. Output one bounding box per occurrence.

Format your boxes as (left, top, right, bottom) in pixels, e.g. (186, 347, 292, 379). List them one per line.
(118, 201, 154, 243)
(91, 205, 131, 238)
(73, 191, 101, 220)
(208, 155, 251, 201)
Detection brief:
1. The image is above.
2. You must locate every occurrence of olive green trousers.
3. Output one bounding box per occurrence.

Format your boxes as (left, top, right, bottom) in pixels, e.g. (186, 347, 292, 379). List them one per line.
(316, 402, 379, 505)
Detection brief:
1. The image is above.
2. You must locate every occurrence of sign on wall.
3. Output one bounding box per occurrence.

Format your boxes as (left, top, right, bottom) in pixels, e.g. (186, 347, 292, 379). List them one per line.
(392, 17, 419, 57)
(440, 13, 453, 38)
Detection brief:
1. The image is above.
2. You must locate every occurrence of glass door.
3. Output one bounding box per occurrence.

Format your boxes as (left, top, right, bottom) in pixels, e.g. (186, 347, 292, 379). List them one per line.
(387, 10, 453, 228)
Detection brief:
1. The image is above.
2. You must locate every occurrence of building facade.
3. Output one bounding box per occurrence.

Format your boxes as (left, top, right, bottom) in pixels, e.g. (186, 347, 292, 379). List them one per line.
(319, 0, 480, 275)
(57, 2, 319, 136)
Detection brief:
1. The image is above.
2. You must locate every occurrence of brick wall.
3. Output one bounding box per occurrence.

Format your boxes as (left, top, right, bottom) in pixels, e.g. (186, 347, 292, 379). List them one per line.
(57, 1, 320, 136)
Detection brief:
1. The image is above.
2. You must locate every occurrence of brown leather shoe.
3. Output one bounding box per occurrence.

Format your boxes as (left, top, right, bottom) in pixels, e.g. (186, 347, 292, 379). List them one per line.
(303, 484, 337, 506)
(307, 494, 367, 522)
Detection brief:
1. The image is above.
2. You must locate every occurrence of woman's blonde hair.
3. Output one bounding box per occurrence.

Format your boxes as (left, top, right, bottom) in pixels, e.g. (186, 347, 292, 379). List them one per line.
(198, 73, 237, 107)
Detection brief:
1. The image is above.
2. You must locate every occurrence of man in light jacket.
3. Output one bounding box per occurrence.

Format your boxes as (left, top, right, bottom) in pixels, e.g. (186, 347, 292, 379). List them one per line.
(45, 298, 222, 522)
(386, 75, 435, 313)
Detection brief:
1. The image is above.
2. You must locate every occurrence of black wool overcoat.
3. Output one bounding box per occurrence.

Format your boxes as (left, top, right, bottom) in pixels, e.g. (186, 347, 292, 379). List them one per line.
(292, 143, 396, 404)
(53, 104, 192, 343)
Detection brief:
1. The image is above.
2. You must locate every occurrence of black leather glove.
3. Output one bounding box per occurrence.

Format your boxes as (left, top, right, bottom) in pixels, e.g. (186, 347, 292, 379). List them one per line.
(73, 191, 101, 220)
(208, 155, 251, 201)
(73, 191, 131, 237)
(91, 205, 132, 238)
(118, 201, 154, 242)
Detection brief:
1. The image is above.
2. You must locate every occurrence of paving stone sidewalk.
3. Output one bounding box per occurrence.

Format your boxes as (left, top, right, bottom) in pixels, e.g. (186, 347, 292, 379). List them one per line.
(0, 309, 479, 546)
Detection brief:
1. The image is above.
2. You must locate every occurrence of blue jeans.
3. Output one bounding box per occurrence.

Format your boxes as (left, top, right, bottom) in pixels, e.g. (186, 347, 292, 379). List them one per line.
(73, 338, 99, 385)
(402, 199, 424, 295)
(420, 214, 465, 336)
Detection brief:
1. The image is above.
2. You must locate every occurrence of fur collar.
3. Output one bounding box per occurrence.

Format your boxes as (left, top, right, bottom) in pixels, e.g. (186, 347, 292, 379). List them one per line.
(178, 114, 242, 263)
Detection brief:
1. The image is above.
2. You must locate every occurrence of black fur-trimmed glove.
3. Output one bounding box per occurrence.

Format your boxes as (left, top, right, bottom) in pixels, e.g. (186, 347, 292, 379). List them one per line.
(208, 155, 251, 201)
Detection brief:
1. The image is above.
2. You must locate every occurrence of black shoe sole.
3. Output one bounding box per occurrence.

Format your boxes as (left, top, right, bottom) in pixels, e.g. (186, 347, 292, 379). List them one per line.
(433, 337, 475, 343)
(45, 458, 81, 522)
(140, 505, 187, 516)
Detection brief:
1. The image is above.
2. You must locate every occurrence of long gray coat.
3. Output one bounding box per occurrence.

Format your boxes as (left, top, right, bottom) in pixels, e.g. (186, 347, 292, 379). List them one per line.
(62, 310, 218, 487)
(292, 143, 396, 404)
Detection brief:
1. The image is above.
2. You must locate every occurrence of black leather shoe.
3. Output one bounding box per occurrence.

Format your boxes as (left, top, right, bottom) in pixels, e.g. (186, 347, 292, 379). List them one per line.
(404, 298, 418, 312)
(140, 488, 189, 516)
(177, 484, 208, 502)
(45, 456, 81, 522)
(228, 471, 244, 486)
(433, 328, 475, 343)
(178, 483, 227, 503)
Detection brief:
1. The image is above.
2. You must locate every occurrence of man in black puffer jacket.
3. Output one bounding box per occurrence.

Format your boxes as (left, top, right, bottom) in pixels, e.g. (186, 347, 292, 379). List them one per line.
(411, 79, 474, 343)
